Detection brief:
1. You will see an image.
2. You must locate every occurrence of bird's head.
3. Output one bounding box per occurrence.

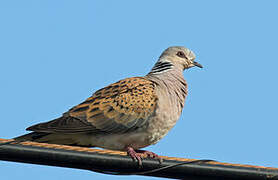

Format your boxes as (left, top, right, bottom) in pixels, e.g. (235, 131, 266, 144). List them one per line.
(159, 46, 203, 70)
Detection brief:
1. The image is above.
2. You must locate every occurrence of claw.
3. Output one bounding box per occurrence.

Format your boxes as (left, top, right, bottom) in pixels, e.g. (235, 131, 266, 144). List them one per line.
(126, 147, 163, 166)
(136, 150, 163, 164)
(127, 147, 143, 166)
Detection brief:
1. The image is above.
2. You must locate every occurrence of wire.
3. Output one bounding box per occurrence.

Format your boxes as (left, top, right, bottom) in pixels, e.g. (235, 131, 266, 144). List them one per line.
(90, 159, 215, 175)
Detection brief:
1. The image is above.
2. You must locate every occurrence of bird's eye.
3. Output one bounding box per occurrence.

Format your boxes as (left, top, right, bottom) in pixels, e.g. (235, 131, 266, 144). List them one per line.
(176, 51, 186, 58)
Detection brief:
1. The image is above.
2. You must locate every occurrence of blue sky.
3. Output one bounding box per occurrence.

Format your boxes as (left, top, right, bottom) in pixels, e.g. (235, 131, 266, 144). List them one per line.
(1, 1, 278, 179)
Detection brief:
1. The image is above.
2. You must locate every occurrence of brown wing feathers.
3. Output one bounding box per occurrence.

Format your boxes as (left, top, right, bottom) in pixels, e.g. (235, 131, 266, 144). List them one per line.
(70, 77, 157, 131)
(26, 116, 97, 133)
(27, 77, 158, 134)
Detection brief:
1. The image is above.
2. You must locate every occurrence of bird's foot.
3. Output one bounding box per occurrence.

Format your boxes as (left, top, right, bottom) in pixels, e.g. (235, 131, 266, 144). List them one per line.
(126, 147, 163, 166)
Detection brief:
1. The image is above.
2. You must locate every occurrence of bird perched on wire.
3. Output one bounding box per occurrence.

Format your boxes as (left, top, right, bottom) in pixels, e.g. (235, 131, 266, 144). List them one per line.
(14, 46, 203, 165)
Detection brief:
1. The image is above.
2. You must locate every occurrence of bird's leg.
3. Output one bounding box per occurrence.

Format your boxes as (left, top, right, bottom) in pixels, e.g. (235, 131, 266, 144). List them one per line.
(126, 147, 163, 166)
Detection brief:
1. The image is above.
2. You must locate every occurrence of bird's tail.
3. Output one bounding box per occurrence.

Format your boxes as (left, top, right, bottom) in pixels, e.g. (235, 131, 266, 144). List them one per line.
(14, 132, 50, 142)
(0, 132, 51, 146)
(13, 132, 92, 147)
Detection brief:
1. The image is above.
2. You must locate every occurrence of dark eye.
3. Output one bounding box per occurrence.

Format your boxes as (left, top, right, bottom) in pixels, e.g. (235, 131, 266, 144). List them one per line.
(176, 51, 186, 58)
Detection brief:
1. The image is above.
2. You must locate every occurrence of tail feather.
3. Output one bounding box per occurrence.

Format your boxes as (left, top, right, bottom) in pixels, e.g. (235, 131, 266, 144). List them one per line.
(13, 132, 93, 147)
(14, 132, 50, 142)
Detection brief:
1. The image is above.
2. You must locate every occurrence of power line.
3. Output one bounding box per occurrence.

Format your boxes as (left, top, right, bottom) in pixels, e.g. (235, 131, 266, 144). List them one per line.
(0, 138, 277, 179)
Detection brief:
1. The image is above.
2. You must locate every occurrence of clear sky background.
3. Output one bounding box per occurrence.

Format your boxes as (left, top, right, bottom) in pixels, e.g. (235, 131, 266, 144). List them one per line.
(1, 1, 277, 179)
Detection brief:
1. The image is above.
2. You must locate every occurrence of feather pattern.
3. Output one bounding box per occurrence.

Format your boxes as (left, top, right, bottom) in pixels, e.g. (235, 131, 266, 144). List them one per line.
(149, 61, 173, 74)
(27, 77, 158, 135)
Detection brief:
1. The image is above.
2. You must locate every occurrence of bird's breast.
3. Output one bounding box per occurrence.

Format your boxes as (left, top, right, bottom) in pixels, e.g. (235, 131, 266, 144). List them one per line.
(145, 87, 184, 145)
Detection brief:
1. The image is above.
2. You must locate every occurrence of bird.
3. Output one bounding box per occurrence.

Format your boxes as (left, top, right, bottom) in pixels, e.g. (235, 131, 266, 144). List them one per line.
(14, 46, 203, 165)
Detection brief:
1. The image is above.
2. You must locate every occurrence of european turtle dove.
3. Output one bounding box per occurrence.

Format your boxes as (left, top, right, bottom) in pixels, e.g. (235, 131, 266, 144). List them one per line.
(15, 46, 203, 165)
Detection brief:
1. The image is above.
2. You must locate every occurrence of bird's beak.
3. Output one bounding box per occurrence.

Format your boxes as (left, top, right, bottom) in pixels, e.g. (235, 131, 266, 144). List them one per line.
(193, 61, 203, 68)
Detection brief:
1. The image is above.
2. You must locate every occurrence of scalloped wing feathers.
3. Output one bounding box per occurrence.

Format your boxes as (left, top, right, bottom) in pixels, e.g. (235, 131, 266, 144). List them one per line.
(27, 77, 158, 134)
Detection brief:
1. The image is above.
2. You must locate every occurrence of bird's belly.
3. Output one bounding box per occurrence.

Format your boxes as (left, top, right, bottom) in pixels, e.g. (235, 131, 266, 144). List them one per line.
(88, 132, 151, 151)
(87, 118, 177, 151)
(86, 101, 181, 151)
(85, 116, 178, 151)
(146, 112, 179, 145)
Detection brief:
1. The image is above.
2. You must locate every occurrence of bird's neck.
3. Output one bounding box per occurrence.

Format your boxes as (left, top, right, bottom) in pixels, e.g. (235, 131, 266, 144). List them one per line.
(147, 58, 184, 75)
(148, 60, 173, 74)
(146, 65, 187, 110)
(147, 59, 185, 82)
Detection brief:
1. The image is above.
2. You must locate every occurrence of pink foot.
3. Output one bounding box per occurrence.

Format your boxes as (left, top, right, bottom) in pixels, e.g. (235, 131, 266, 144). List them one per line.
(126, 147, 163, 166)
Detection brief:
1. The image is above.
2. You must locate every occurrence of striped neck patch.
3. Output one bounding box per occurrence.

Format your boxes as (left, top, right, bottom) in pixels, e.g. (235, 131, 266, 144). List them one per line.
(149, 61, 173, 74)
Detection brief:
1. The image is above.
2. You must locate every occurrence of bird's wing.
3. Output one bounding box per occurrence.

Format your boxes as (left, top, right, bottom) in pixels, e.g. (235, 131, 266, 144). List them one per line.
(27, 77, 158, 134)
